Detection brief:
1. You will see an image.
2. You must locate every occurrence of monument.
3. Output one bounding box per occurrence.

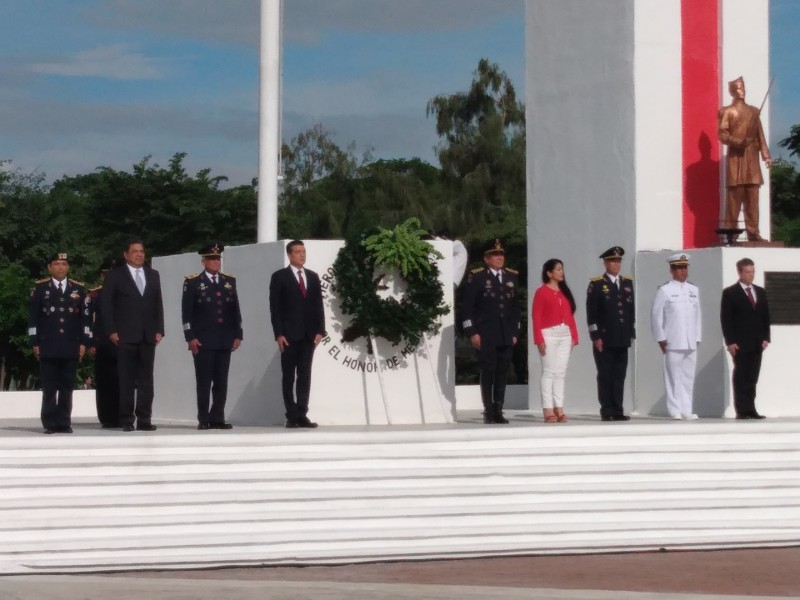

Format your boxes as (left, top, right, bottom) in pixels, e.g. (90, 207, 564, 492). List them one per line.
(526, 0, 799, 417)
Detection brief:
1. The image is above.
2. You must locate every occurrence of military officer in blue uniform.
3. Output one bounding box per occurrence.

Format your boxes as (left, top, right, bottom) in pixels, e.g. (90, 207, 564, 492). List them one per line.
(181, 243, 243, 430)
(586, 246, 635, 421)
(28, 252, 90, 434)
(461, 239, 521, 424)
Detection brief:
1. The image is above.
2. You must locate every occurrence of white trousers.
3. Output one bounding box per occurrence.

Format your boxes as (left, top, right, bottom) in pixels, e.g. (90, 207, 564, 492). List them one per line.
(539, 324, 572, 409)
(664, 349, 697, 417)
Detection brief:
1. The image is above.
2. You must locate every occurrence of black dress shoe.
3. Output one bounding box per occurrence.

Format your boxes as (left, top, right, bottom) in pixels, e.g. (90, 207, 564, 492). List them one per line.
(298, 418, 318, 428)
(613, 415, 631, 421)
(59, 427, 73, 434)
(735, 414, 752, 420)
(136, 423, 157, 432)
(101, 423, 119, 429)
(285, 420, 300, 428)
(122, 424, 135, 432)
(601, 415, 614, 422)
(751, 413, 766, 419)
(197, 422, 210, 430)
(494, 412, 509, 424)
(209, 422, 233, 429)
(44, 428, 56, 434)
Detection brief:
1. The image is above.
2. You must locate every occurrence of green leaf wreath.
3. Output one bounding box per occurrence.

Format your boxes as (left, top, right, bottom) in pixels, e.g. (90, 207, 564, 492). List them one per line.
(332, 218, 450, 351)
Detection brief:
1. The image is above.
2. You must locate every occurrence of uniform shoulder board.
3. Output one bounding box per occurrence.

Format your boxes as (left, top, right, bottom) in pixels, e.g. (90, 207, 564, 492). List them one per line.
(220, 272, 236, 278)
(35, 277, 49, 284)
(89, 285, 103, 292)
(470, 267, 485, 274)
(590, 276, 604, 282)
(185, 273, 201, 280)
(621, 275, 633, 281)
(504, 267, 519, 274)
(69, 279, 84, 286)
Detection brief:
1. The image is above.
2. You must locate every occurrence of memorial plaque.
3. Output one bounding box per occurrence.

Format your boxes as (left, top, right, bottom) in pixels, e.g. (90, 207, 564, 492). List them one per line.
(765, 272, 800, 325)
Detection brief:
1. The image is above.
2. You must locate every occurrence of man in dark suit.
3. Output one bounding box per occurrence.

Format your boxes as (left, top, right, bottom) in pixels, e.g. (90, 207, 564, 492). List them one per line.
(86, 259, 120, 428)
(720, 257, 771, 419)
(586, 246, 635, 421)
(28, 252, 90, 434)
(182, 243, 243, 430)
(460, 239, 521, 424)
(269, 240, 326, 428)
(100, 239, 165, 432)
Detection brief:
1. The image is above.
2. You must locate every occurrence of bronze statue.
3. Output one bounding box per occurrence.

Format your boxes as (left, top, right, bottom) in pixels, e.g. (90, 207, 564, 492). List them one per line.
(718, 77, 772, 242)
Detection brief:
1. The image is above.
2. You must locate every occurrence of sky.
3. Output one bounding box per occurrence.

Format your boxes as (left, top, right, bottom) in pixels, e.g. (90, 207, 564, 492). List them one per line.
(0, 0, 797, 187)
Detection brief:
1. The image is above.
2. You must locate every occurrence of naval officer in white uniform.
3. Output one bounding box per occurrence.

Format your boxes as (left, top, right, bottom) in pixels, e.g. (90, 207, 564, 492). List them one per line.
(650, 253, 702, 420)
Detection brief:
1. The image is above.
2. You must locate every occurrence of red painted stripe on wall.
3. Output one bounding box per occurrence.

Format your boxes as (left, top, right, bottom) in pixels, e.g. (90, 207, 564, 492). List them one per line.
(681, 0, 720, 248)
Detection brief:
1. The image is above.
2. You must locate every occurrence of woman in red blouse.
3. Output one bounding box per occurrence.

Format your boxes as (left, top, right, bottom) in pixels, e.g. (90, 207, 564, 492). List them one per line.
(531, 259, 579, 422)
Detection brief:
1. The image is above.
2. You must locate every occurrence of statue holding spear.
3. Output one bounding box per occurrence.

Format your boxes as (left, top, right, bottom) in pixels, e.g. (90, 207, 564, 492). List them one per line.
(718, 76, 773, 242)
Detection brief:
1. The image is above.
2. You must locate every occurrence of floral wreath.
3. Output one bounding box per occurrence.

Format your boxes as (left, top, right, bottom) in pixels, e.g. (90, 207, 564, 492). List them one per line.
(331, 218, 450, 352)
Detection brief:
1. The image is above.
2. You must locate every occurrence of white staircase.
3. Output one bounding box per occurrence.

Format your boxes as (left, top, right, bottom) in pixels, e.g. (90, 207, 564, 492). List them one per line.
(2, 419, 800, 574)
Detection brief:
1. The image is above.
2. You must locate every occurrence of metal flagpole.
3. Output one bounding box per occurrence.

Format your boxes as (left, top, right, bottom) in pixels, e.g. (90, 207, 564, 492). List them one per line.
(258, 0, 281, 243)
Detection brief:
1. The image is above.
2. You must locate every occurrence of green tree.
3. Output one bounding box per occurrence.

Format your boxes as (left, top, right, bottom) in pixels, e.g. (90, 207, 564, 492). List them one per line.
(51, 153, 257, 265)
(778, 124, 800, 159)
(426, 58, 526, 245)
(770, 157, 800, 246)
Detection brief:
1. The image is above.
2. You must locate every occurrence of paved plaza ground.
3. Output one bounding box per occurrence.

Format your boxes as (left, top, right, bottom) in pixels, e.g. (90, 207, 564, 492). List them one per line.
(2, 547, 799, 599)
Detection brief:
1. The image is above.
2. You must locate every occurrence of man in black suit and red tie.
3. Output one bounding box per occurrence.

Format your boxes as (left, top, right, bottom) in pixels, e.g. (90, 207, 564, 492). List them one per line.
(101, 239, 165, 432)
(720, 257, 771, 419)
(269, 240, 326, 428)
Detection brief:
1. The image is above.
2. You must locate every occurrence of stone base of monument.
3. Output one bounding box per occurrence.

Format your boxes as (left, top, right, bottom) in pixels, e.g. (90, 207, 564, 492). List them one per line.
(3, 418, 800, 574)
(152, 241, 456, 427)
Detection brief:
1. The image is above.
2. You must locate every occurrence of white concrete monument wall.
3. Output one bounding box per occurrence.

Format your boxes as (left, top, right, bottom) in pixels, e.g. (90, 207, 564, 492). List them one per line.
(152, 240, 456, 426)
(526, 0, 637, 417)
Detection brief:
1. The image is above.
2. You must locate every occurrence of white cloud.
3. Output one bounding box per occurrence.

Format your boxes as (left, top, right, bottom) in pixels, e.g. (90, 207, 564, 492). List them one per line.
(29, 44, 167, 80)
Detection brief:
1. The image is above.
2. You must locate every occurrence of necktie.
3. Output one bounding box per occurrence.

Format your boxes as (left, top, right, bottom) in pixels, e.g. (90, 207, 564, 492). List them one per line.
(746, 286, 756, 308)
(613, 278, 619, 292)
(135, 269, 145, 295)
(298, 270, 307, 298)
(212, 274, 218, 285)
(57, 282, 63, 294)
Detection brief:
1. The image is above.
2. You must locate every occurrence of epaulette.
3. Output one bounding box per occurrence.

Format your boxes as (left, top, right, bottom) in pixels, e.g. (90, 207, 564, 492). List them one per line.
(470, 267, 485, 274)
(89, 285, 103, 293)
(590, 276, 604, 282)
(35, 277, 49, 284)
(620, 275, 633, 281)
(69, 278, 84, 286)
(504, 267, 519, 274)
(185, 273, 201, 280)
(221, 272, 236, 278)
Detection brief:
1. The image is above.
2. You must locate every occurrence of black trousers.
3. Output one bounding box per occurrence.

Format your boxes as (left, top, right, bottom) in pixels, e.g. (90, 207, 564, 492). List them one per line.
(280, 338, 316, 422)
(39, 357, 77, 429)
(732, 348, 763, 416)
(593, 346, 629, 417)
(478, 343, 513, 410)
(117, 342, 156, 426)
(94, 344, 119, 426)
(193, 348, 232, 424)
